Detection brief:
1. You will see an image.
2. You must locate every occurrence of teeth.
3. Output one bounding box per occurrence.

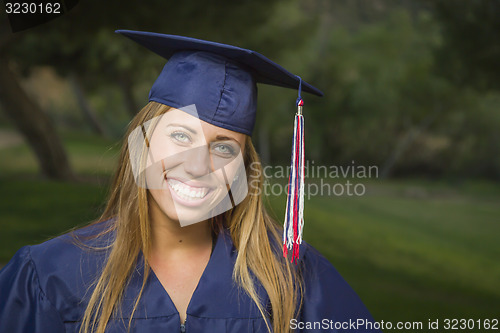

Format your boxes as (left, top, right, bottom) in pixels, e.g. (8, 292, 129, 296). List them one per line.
(167, 179, 209, 201)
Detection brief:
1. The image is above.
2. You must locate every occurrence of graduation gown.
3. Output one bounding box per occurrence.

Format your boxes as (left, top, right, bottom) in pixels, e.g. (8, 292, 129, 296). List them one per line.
(0, 222, 379, 332)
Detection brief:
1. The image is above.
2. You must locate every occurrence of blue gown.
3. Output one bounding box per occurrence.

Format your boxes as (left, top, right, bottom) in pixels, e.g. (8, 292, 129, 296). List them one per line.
(0, 222, 380, 332)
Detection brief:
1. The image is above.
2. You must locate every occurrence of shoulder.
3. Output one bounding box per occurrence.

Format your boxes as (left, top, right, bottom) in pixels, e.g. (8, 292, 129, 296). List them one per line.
(265, 227, 358, 294)
(0, 220, 114, 323)
(30, 219, 114, 285)
(0, 245, 68, 332)
(2, 219, 113, 275)
(297, 241, 380, 332)
(28, 219, 114, 269)
(298, 241, 352, 294)
(299, 241, 345, 281)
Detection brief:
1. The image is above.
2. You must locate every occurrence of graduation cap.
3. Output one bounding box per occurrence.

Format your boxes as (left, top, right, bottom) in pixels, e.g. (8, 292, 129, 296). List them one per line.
(116, 29, 322, 263)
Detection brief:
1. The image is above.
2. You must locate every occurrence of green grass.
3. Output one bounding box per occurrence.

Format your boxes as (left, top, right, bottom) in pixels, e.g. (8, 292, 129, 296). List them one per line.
(0, 131, 116, 259)
(0, 177, 108, 260)
(1, 133, 499, 330)
(266, 179, 500, 326)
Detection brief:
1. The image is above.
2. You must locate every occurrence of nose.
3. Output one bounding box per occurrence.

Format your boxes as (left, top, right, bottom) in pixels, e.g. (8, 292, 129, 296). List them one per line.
(182, 145, 212, 178)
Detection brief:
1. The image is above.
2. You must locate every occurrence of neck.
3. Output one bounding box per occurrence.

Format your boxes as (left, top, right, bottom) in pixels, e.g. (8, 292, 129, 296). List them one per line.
(148, 197, 213, 261)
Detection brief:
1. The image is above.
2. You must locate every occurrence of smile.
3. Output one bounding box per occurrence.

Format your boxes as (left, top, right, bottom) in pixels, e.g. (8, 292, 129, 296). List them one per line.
(167, 178, 211, 201)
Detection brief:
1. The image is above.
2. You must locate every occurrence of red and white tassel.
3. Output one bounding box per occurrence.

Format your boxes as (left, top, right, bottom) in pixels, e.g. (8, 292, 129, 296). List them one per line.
(283, 98, 305, 264)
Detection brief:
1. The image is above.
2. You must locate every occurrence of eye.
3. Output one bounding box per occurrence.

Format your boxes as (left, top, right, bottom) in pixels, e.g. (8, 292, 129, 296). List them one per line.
(212, 143, 236, 157)
(170, 131, 191, 143)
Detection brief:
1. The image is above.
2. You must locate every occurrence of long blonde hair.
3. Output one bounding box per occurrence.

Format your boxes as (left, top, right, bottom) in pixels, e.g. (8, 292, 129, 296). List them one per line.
(78, 101, 303, 333)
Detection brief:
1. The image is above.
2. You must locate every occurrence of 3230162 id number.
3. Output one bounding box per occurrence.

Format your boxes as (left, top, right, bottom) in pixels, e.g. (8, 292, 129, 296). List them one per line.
(443, 319, 498, 330)
(5, 2, 61, 14)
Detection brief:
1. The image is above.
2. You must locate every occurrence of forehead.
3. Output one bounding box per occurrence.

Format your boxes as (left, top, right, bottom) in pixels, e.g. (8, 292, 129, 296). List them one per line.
(155, 108, 246, 144)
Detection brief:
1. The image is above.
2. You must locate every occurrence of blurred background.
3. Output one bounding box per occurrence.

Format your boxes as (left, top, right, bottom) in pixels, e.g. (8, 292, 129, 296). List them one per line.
(0, 0, 499, 329)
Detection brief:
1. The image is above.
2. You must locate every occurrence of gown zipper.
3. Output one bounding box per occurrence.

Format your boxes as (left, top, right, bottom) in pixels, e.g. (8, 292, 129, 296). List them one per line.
(179, 236, 214, 333)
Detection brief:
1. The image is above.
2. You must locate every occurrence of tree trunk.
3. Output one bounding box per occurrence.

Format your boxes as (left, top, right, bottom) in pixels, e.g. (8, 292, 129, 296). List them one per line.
(0, 57, 75, 180)
(69, 73, 107, 136)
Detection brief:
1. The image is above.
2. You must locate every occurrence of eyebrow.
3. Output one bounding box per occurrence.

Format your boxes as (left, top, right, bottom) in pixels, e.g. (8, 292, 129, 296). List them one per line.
(166, 123, 197, 134)
(215, 135, 241, 147)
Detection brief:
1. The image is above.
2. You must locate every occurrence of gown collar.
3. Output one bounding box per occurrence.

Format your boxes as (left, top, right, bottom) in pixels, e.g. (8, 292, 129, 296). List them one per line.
(123, 227, 267, 320)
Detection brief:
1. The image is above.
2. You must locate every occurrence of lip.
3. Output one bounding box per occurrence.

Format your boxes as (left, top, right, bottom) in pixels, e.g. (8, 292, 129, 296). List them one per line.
(165, 176, 215, 208)
(168, 177, 214, 188)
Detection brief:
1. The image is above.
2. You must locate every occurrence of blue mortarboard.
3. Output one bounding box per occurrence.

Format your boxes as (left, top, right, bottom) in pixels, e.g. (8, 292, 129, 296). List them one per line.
(116, 29, 321, 263)
(116, 29, 322, 136)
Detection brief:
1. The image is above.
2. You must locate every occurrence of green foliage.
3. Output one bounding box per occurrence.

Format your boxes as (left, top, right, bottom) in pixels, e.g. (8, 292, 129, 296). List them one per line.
(257, 6, 500, 179)
(3, 0, 500, 179)
(430, 0, 500, 91)
(440, 91, 500, 179)
(7, 0, 280, 76)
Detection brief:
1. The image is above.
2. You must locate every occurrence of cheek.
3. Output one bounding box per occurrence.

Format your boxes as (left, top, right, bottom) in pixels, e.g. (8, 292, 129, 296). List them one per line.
(149, 188, 171, 206)
(149, 188, 178, 218)
(144, 161, 162, 189)
(224, 163, 240, 179)
(221, 153, 246, 181)
(209, 169, 228, 188)
(149, 139, 187, 169)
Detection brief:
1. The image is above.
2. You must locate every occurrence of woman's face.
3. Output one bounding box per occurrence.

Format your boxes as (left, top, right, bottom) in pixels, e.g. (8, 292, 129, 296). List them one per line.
(141, 108, 247, 226)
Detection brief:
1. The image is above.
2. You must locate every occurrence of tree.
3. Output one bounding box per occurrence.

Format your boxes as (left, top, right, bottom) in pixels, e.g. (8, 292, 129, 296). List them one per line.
(0, 0, 279, 179)
(430, 0, 500, 91)
(0, 56, 74, 180)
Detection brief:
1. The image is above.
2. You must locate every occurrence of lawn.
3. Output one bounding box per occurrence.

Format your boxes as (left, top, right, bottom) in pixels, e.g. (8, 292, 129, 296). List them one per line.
(266, 179, 500, 327)
(1, 133, 499, 331)
(0, 130, 118, 260)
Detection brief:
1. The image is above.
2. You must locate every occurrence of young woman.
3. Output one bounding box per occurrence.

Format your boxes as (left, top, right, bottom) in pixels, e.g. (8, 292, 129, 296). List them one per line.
(0, 31, 379, 333)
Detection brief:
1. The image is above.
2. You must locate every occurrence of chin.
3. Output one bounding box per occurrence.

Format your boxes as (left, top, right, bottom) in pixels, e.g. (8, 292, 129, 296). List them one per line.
(151, 194, 206, 227)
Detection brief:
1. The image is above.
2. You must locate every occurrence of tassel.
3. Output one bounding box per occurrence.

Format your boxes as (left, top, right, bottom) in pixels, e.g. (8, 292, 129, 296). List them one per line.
(283, 77, 305, 264)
